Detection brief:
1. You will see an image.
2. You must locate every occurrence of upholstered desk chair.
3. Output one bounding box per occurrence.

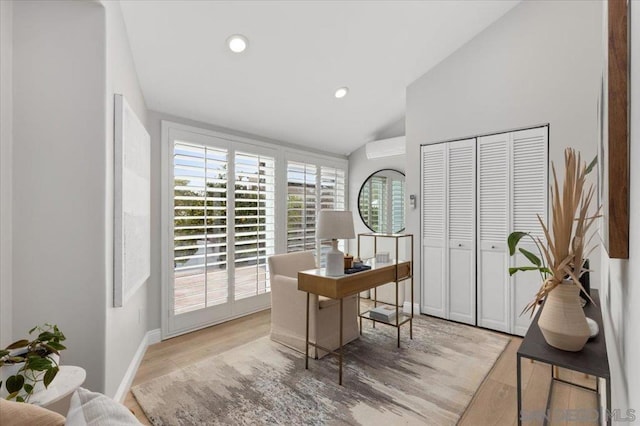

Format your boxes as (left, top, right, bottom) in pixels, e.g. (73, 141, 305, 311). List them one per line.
(268, 251, 359, 359)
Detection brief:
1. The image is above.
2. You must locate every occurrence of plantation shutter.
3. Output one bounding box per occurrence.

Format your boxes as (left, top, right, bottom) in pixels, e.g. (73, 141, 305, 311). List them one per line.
(173, 142, 229, 313)
(286, 161, 346, 260)
(320, 166, 346, 210)
(369, 176, 387, 233)
(286, 161, 318, 253)
(391, 178, 405, 232)
(234, 152, 275, 300)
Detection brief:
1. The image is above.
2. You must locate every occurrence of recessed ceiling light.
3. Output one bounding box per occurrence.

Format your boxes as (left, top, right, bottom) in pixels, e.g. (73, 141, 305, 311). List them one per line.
(227, 34, 248, 53)
(334, 87, 349, 99)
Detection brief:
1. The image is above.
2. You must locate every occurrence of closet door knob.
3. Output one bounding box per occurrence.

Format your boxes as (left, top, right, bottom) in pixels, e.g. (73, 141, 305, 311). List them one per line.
(491, 245, 496, 249)
(458, 243, 462, 247)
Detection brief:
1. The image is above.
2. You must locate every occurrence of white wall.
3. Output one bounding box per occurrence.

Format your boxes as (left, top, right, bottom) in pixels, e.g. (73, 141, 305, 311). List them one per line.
(0, 0, 13, 347)
(601, 1, 640, 414)
(12, 0, 107, 391)
(405, 0, 602, 309)
(348, 132, 406, 240)
(103, 0, 149, 398)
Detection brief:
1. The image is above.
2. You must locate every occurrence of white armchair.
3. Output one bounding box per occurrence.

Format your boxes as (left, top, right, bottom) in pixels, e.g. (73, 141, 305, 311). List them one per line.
(268, 251, 359, 359)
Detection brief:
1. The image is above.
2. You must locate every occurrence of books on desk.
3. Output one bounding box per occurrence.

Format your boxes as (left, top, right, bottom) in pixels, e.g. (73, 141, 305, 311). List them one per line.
(369, 305, 398, 322)
(344, 264, 371, 274)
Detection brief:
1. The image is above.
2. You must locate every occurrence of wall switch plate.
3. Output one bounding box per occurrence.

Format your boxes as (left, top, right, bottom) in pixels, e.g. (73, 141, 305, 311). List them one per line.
(409, 194, 416, 209)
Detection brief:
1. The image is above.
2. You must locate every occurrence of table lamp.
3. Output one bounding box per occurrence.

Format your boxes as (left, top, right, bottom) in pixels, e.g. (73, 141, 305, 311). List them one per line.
(317, 210, 355, 276)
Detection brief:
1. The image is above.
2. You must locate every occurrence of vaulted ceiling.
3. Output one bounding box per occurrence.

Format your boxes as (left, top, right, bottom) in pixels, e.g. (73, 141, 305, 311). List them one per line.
(121, 0, 519, 155)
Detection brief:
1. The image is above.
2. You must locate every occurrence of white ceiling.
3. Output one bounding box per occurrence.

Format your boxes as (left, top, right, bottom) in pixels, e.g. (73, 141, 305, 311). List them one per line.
(120, 0, 519, 156)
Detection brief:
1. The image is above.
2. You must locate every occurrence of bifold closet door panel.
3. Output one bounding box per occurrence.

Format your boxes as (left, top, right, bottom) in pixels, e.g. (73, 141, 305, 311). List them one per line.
(447, 139, 476, 325)
(510, 127, 548, 336)
(477, 134, 510, 333)
(421, 144, 447, 318)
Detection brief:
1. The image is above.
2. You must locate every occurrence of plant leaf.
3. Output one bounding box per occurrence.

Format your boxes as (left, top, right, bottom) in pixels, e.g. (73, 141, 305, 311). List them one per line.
(46, 341, 66, 351)
(585, 155, 597, 174)
(41, 344, 59, 355)
(519, 248, 541, 266)
(23, 384, 33, 394)
(5, 375, 24, 394)
(43, 367, 58, 388)
(37, 332, 55, 342)
(508, 232, 529, 256)
(509, 266, 546, 276)
(16, 396, 24, 403)
(5, 340, 29, 350)
(26, 357, 52, 371)
(6, 391, 19, 401)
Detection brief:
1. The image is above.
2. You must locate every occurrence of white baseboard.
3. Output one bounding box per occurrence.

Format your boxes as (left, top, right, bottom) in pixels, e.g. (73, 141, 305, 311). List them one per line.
(114, 328, 161, 402)
(147, 328, 161, 345)
(402, 301, 420, 314)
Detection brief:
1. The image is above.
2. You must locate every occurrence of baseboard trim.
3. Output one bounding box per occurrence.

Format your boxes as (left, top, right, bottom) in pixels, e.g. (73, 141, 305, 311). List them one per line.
(147, 328, 161, 345)
(114, 328, 160, 402)
(402, 301, 420, 314)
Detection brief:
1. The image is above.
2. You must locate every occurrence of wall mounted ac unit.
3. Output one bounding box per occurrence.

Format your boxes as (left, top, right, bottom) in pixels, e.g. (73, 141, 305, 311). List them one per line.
(365, 136, 406, 159)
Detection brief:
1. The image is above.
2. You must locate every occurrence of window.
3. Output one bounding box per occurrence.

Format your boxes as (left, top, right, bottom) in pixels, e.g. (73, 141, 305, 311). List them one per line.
(172, 141, 276, 315)
(286, 162, 317, 253)
(286, 161, 346, 261)
(233, 152, 275, 300)
(392, 178, 405, 232)
(173, 142, 228, 314)
(164, 121, 348, 336)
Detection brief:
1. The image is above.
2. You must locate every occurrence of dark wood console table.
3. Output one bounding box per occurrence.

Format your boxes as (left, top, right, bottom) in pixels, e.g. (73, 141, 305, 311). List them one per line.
(516, 289, 611, 425)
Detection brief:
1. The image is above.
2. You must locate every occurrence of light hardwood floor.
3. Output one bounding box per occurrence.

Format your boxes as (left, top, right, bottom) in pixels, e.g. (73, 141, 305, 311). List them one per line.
(124, 309, 598, 425)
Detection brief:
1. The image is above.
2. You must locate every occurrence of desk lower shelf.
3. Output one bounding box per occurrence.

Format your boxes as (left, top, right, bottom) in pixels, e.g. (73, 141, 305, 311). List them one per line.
(359, 310, 412, 327)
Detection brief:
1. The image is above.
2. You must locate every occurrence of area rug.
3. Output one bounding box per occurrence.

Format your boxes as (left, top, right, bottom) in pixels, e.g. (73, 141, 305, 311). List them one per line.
(132, 316, 509, 425)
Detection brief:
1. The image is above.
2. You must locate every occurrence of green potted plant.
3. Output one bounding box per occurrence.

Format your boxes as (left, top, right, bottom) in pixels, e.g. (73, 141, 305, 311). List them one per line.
(0, 324, 66, 402)
(508, 148, 599, 352)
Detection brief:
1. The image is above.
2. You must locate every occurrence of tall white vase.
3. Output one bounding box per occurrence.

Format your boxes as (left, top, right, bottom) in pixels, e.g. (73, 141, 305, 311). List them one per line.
(538, 280, 590, 352)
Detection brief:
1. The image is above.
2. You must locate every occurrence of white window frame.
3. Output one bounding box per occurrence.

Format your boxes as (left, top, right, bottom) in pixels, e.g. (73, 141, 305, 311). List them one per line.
(284, 153, 348, 260)
(161, 121, 348, 338)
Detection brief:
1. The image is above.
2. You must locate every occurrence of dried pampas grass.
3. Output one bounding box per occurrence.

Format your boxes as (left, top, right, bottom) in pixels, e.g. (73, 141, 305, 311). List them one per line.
(522, 148, 600, 316)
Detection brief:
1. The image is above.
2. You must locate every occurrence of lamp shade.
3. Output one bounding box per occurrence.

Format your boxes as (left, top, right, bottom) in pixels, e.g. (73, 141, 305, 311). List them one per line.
(317, 210, 355, 240)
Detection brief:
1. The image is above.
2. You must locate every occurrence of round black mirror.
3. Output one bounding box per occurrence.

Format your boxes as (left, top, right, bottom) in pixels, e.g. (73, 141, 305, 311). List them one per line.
(358, 169, 405, 233)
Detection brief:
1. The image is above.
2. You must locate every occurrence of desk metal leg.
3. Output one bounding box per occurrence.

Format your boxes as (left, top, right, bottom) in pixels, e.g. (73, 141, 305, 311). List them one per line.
(339, 298, 343, 386)
(305, 292, 309, 370)
(410, 281, 414, 340)
(606, 378, 611, 426)
(517, 354, 522, 426)
(396, 281, 400, 348)
(373, 288, 377, 329)
(358, 293, 362, 336)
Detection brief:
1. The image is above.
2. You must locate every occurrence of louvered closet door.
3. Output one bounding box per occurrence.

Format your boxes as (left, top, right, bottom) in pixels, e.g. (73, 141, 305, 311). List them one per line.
(447, 139, 476, 325)
(421, 144, 447, 318)
(477, 134, 510, 332)
(511, 127, 548, 336)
